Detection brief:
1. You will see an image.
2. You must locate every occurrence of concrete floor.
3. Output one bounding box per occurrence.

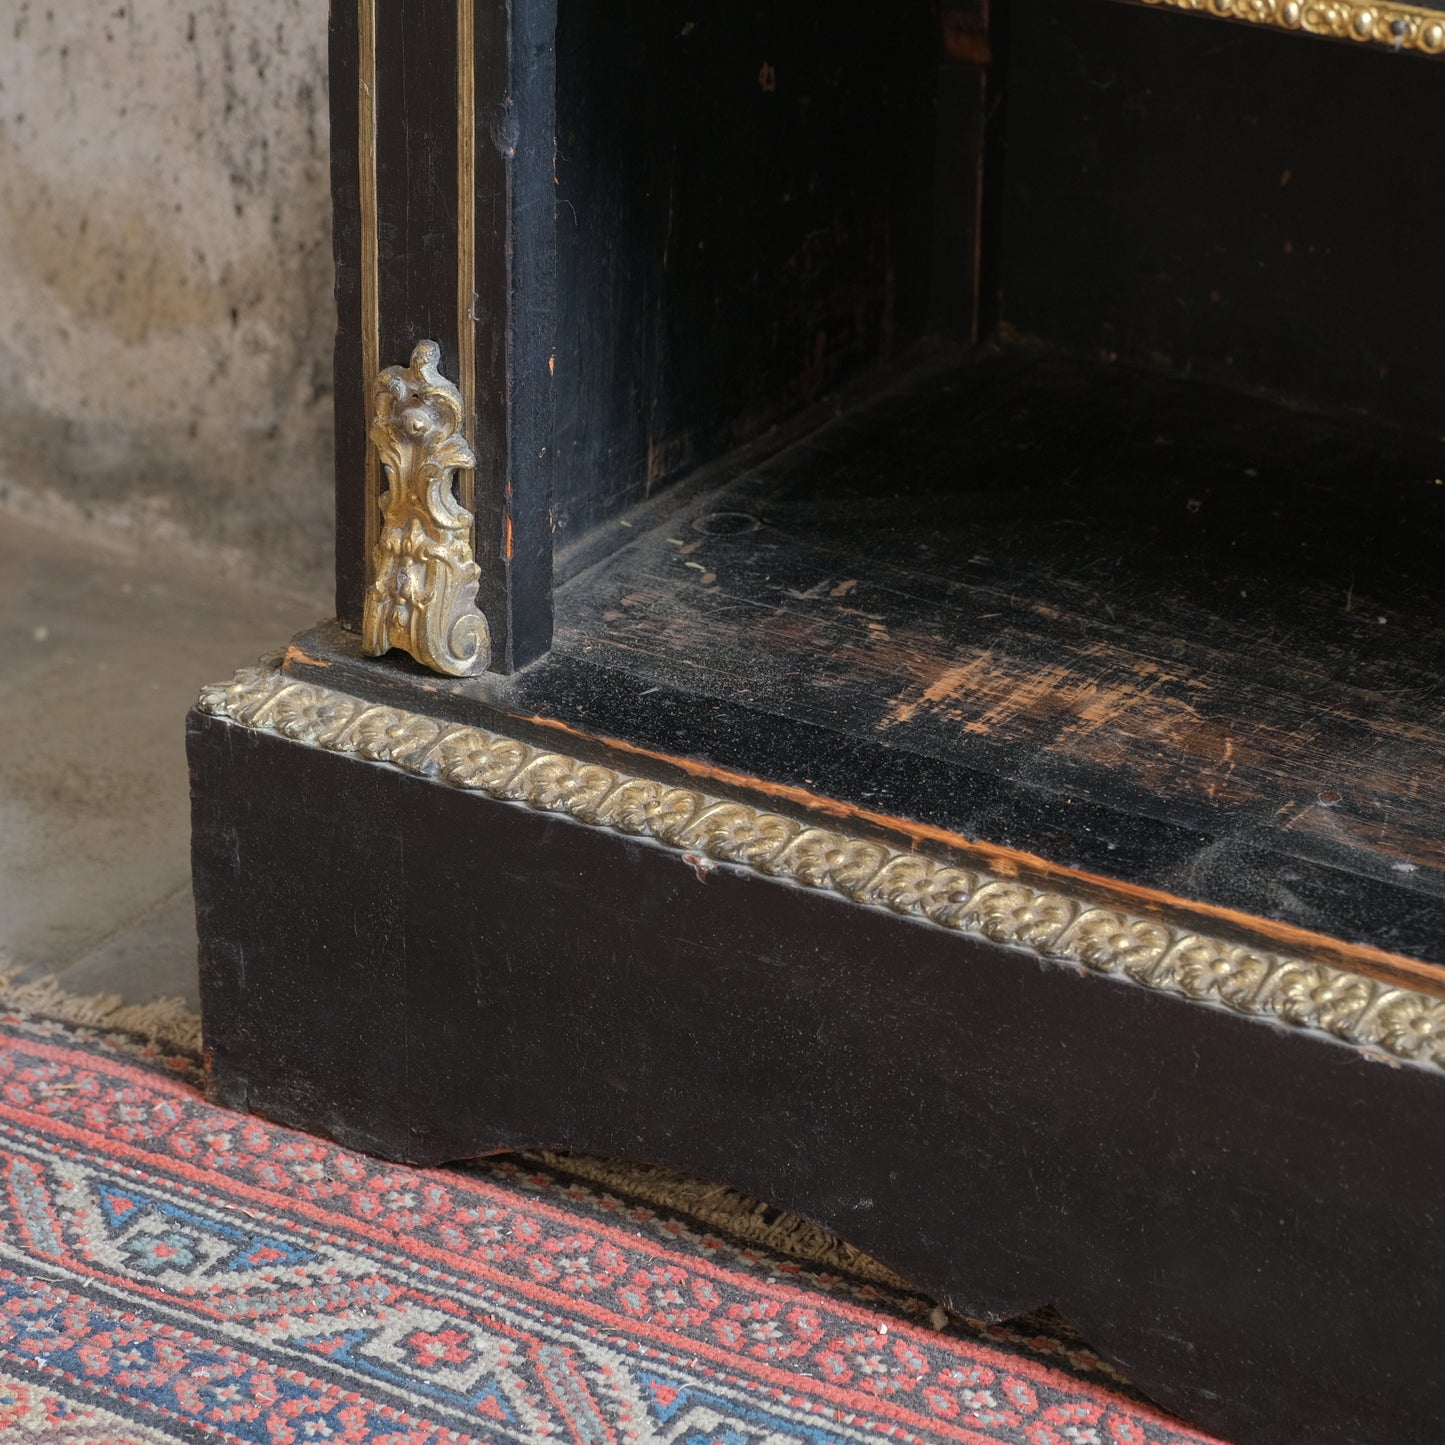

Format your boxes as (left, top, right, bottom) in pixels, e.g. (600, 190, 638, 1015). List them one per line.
(0, 514, 327, 1010)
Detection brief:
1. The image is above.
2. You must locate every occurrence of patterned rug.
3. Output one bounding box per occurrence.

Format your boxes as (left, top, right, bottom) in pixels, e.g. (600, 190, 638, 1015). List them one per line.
(0, 1007, 1227, 1445)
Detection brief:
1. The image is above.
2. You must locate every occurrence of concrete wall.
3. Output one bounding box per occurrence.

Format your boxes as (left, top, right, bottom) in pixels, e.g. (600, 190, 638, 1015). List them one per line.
(0, 0, 335, 595)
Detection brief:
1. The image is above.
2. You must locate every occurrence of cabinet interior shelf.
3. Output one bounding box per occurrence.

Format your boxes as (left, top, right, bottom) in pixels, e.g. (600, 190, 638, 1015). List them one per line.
(548, 346, 1445, 968)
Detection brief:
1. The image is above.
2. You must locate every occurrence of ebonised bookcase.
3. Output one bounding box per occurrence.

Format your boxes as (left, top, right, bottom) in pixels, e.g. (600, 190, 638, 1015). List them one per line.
(190, 4, 1445, 1442)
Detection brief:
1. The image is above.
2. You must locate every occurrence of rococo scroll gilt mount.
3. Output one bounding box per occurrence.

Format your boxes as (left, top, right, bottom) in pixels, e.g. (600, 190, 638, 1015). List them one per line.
(362, 340, 492, 677)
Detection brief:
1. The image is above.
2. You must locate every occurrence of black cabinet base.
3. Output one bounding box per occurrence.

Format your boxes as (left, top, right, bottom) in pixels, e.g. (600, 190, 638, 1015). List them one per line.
(190, 674, 1444, 1445)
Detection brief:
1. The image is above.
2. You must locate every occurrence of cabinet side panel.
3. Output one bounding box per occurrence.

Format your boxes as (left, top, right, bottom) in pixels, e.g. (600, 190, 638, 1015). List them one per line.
(551, 0, 941, 548)
(496, 0, 558, 668)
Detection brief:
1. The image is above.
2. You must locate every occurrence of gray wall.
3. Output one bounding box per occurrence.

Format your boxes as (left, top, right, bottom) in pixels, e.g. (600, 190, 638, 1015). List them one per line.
(0, 0, 335, 593)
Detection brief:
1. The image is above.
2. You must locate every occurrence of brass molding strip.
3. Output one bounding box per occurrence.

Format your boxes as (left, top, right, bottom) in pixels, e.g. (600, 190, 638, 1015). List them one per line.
(456, 0, 477, 519)
(199, 659, 1445, 1073)
(1131, 0, 1445, 53)
(358, 0, 381, 586)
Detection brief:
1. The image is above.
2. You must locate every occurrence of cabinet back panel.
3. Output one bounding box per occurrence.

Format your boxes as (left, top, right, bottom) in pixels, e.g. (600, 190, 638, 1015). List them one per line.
(999, 0, 1445, 436)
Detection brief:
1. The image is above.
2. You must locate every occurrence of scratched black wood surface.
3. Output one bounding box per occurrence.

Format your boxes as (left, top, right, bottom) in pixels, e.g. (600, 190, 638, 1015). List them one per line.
(553, 351, 1445, 959)
(328, 1, 365, 628)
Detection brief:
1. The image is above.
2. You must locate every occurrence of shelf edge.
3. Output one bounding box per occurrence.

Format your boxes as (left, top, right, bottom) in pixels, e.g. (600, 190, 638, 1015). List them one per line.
(1119, 0, 1445, 55)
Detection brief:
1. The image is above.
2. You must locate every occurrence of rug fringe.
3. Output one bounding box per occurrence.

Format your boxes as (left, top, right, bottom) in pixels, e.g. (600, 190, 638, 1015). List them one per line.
(0, 969, 203, 1056)
(527, 1149, 919, 1293)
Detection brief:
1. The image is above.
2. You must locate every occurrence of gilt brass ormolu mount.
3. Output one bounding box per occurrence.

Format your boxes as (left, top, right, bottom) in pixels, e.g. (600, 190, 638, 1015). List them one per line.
(362, 341, 491, 677)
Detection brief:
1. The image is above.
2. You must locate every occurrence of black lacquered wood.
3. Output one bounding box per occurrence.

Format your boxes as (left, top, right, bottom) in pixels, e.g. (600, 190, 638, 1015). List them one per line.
(375, 2, 460, 388)
(191, 707, 1445, 1445)
(331, 0, 556, 669)
(253, 14, 1445, 1445)
(485, 0, 558, 669)
(551, 0, 941, 549)
(329, 1, 366, 628)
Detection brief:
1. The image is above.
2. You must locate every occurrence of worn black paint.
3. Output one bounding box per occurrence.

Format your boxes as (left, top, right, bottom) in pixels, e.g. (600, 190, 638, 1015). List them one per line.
(191, 708, 1445, 1445)
(289, 610, 1445, 976)
(498, 0, 559, 670)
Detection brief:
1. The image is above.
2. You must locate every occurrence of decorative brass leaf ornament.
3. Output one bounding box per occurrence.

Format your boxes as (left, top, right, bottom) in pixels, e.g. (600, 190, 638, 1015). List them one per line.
(362, 340, 491, 677)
